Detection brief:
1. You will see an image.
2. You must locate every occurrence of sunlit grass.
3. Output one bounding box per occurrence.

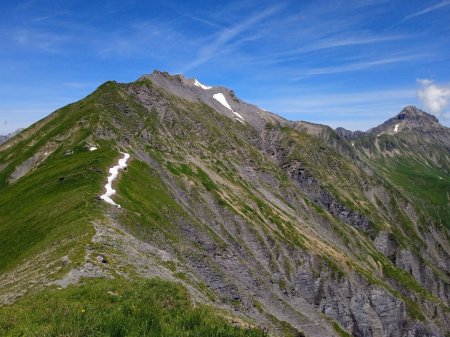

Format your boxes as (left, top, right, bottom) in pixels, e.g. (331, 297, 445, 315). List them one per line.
(0, 278, 267, 337)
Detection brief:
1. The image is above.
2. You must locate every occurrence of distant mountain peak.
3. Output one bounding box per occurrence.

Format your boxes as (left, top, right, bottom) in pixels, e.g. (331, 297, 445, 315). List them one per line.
(335, 106, 447, 143)
(368, 105, 443, 136)
(396, 105, 439, 123)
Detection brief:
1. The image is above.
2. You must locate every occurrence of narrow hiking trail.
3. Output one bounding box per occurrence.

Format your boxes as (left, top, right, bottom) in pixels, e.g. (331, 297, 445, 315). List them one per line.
(100, 152, 130, 208)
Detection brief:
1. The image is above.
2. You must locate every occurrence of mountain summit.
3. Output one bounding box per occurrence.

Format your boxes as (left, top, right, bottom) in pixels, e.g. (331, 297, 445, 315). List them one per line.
(397, 105, 439, 122)
(368, 105, 442, 135)
(0, 72, 449, 337)
(138, 70, 285, 129)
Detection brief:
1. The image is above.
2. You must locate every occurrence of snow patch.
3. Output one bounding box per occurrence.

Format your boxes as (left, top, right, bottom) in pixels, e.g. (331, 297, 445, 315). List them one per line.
(394, 124, 399, 132)
(100, 152, 130, 208)
(232, 110, 245, 120)
(89, 146, 98, 151)
(258, 106, 267, 112)
(213, 93, 245, 122)
(194, 79, 212, 90)
(213, 93, 233, 110)
(351, 142, 355, 147)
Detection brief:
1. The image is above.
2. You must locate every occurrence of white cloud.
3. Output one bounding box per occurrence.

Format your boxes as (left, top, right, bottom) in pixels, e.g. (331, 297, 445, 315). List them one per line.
(417, 79, 450, 117)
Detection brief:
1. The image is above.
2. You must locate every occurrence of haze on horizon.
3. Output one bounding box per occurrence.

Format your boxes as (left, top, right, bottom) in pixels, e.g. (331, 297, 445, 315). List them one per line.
(0, 0, 449, 134)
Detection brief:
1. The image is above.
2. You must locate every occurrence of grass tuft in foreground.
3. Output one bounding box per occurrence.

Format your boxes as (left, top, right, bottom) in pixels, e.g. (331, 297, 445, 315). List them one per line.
(0, 277, 267, 337)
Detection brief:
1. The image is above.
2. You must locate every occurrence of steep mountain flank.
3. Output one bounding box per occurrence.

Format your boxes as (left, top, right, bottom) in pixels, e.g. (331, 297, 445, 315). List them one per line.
(0, 71, 449, 337)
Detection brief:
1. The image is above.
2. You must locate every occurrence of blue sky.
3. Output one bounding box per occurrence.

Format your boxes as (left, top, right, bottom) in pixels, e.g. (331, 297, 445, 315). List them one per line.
(1, 0, 450, 134)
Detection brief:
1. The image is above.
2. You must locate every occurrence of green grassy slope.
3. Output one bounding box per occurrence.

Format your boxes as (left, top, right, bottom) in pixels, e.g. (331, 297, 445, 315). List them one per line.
(0, 81, 144, 274)
(353, 131, 450, 229)
(0, 147, 116, 274)
(0, 278, 266, 337)
(378, 156, 450, 228)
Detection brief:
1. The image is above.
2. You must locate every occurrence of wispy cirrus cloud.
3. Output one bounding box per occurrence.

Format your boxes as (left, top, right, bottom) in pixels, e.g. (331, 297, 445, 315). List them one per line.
(240, 34, 411, 66)
(96, 20, 192, 59)
(196, 2, 413, 70)
(10, 28, 71, 53)
(401, 1, 450, 23)
(181, 5, 283, 72)
(298, 35, 407, 53)
(176, 12, 229, 31)
(292, 54, 427, 78)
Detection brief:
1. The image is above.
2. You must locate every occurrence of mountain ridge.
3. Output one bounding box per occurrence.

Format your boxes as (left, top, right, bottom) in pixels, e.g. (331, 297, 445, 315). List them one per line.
(0, 72, 449, 337)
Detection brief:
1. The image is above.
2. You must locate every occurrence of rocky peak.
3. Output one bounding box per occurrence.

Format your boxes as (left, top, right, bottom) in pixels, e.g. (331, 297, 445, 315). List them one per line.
(147, 70, 184, 81)
(136, 70, 285, 130)
(368, 105, 443, 136)
(139, 70, 189, 88)
(140, 70, 214, 91)
(396, 105, 439, 124)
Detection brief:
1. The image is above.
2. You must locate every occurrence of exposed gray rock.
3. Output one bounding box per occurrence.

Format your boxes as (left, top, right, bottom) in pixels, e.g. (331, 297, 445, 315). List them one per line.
(374, 232, 399, 261)
(335, 127, 368, 140)
(282, 160, 374, 236)
(139, 70, 286, 132)
(51, 262, 111, 288)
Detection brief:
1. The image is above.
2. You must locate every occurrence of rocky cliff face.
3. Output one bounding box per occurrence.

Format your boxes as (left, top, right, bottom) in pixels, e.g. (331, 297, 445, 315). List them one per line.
(0, 71, 449, 337)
